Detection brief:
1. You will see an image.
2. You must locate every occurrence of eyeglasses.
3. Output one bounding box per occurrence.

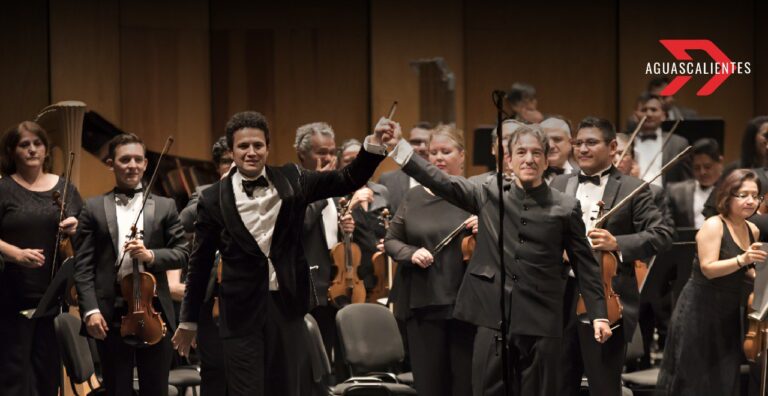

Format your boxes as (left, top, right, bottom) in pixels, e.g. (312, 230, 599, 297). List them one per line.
(732, 192, 764, 201)
(572, 139, 606, 148)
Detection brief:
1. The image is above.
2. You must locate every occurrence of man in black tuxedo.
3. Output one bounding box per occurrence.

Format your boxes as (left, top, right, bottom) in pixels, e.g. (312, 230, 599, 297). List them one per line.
(173, 111, 390, 396)
(379, 122, 430, 214)
(667, 138, 722, 229)
(74, 133, 189, 396)
(633, 93, 692, 186)
(551, 117, 674, 396)
(383, 121, 611, 396)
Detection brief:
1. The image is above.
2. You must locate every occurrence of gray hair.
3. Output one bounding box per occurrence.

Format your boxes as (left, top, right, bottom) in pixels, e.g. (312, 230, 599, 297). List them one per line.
(294, 122, 335, 155)
(506, 124, 550, 156)
(339, 138, 362, 154)
(491, 119, 527, 140)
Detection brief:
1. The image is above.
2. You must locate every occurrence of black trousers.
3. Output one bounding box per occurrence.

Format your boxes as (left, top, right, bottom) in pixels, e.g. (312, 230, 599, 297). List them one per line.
(472, 326, 561, 396)
(96, 320, 174, 396)
(406, 314, 475, 396)
(560, 280, 626, 396)
(198, 298, 226, 396)
(221, 292, 308, 396)
(0, 311, 60, 396)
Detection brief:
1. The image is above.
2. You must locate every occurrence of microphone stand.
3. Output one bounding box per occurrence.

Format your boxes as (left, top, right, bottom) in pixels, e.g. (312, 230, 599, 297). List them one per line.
(492, 90, 510, 395)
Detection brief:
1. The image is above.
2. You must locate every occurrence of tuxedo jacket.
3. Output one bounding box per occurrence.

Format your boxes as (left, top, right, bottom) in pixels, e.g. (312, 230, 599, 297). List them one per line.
(74, 192, 189, 333)
(551, 168, 674, 341)
(667, 179, 704, 229)
(180, 150, 384, 338)
(401, 154, 607, 338)
(661, 133, 693, 185)
(379, 169, 411, 215)
(303, 199, 338, 307)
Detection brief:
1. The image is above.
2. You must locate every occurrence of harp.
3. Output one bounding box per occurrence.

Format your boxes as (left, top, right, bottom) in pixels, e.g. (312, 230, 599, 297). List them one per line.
(34, 101, 87, 185)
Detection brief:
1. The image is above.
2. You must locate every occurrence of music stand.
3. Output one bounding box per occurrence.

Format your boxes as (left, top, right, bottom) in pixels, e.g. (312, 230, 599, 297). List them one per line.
(20, 258, 75, 319)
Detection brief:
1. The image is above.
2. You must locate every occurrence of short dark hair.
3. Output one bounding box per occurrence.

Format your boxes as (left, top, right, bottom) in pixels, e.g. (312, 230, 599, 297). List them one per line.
(739, 116, 768, 168)
(107, 133, 146, 160)
(715, 169, 761, 216)
(413, 121, 433, 130)
(0, 121, 51, 176)
(212, 135, 230, 164)
(506, 82, 537, 106)
(576, 117, 616, 142)
(225, 111, 270, 149)
(647, 77, 671, 92)
(691, 138, 721, 162)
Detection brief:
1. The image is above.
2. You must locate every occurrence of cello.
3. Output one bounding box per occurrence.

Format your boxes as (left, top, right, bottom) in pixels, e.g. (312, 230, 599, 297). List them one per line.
(119, 137, 174, 346)
(328, 198, 367, 307)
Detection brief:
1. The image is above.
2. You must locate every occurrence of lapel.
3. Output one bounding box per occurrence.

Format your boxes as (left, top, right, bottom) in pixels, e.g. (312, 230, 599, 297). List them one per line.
(103, 193, 120, 255)
(143, 195, 155, 247)
(684, 180, 696, 225)
(266, 166, 296, 254)
(600, 167, 622, 212)
(565, 175, 579, 196)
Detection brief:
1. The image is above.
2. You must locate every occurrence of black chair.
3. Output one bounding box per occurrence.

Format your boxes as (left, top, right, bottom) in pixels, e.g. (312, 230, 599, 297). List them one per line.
(621, 328, 658, 395)
(334, 304, 417, 395)
(54, 312, 104, 395)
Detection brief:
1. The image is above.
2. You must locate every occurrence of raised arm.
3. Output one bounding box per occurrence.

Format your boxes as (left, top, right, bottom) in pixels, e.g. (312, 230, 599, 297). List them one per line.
(399, 152, 483, 215)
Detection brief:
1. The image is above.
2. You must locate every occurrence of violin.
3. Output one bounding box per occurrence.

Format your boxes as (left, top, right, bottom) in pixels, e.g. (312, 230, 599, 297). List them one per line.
(368, 208, 393, 303)
(328, 198, 366, 307)
(744, 292, 768, 394)
(120, 227, 167, 346)
(50, 152, 78, 306)
(576, 201, 623, 325)
(119, 137, 173, 346)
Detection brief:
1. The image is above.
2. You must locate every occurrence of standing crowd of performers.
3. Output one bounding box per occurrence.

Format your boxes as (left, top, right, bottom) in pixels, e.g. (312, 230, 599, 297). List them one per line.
(2, 79, 768, 396)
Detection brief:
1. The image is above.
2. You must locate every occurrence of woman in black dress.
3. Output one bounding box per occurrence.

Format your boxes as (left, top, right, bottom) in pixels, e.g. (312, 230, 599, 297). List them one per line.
(0, 121, 82, 396)
(657, 169, 765, 396)
(384, 125, 477, 396)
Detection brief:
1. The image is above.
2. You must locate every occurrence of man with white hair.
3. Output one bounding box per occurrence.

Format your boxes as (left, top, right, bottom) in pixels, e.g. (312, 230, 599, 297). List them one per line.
(541, 116, 578, 184)
(468, 119, 525, 185)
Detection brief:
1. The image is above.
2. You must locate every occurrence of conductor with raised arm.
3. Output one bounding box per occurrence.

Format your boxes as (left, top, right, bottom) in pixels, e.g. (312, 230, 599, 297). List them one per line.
(173, 111, 390, 396)
(383, 121, 610, 396)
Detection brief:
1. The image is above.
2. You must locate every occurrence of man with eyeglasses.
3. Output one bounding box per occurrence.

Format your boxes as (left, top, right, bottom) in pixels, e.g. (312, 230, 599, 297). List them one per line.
(551, 117, 674, 396)
(379, 122, 432, 214)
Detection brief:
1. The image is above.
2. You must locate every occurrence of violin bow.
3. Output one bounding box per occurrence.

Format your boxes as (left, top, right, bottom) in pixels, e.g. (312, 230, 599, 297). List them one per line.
(615, 115, 647, 170)
(639, 118, 683, 180)
(50, 151, 76, 279)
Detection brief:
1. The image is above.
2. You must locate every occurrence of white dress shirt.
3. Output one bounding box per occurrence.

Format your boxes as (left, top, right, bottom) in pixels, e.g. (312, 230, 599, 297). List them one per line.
(575, 168, 611, 231)
(322, 198, 339, 249)
(693, 181, 713, 229)
(634, 128, 663, 187)
(231, 168, 281, 291)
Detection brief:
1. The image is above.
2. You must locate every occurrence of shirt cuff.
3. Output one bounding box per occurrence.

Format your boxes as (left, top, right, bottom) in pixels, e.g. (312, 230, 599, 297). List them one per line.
(388, 139, 414, 166)
(363, 136, 387, 156)
(594, 318, 609, 323)
(84, 309, 101, 322)
(179, 322, 198, 331)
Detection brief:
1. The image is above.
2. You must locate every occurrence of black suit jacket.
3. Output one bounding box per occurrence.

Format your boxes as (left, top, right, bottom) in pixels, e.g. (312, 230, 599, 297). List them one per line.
(180, 149, 385, 338)
(667, 179, 700, 228)
(661, 133, 692, 185)
(401, 154, 606, 337)
(379, 169, 411, 215)
(74, 193, 189, 333)
(303, 199, 337, 307)
(551, 168, 674, 341)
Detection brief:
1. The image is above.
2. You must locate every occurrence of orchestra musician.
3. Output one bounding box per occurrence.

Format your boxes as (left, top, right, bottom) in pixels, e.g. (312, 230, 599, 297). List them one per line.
(73, 133, 189, 396)
(383, 125, 476, 396)
(0, 122, 82, 396)
(551, 117, 674, 395)
(173, 111, 390, 396)
(382, 121, 610, 396)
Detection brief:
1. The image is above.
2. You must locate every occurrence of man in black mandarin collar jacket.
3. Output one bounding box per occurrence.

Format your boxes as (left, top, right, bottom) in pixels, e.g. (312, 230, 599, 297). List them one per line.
(385, 121, 609, 396)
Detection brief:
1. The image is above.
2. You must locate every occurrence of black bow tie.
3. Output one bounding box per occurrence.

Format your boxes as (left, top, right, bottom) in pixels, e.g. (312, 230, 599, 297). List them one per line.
(242, 176, 269, 197)
(114, 186, 144, 199)
(549, 167, 565, 176)
(578, 168, 612, 186)
(639, 133, 657, 141)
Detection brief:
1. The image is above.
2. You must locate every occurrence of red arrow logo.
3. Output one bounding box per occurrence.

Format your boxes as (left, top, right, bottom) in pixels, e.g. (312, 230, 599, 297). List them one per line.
(658, 39, 733, 96)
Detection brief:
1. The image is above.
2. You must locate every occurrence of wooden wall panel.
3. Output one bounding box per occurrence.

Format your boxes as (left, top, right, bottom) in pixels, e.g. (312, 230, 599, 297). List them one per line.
(463, 0, 616, 176)
(755, 1, 768, 116)
(119, 0, 211, 160)
(49, 0, 120, 198)
(619, 0, 754, 162)
(370, 0, 464, 178)
(0, 1, 49, 132)
(211, 1, 369, 166)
